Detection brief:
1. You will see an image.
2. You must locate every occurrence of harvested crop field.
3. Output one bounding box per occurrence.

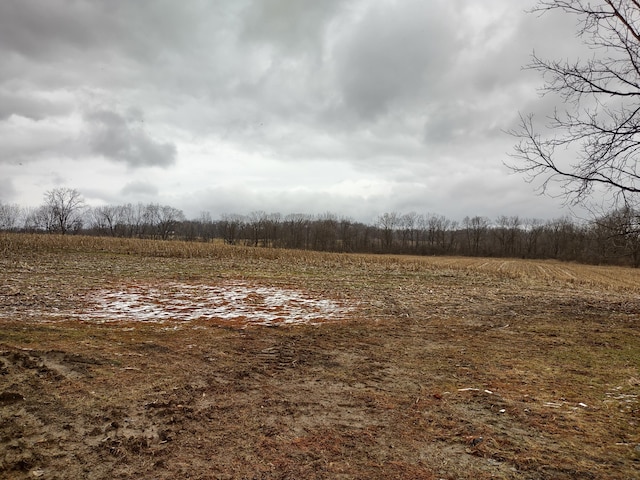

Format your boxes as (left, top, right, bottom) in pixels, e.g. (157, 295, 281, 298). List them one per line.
(1, 234, 639, 479)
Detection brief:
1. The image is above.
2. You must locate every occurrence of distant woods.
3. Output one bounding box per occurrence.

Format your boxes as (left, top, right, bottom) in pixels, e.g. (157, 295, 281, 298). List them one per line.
(1, 188, 640, 267)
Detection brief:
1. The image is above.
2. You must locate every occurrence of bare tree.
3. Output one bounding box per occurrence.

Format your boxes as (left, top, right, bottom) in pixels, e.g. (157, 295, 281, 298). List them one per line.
(42, 188, 85, 234)
(594, 206, 640, 266)
(494, 215, 521, 256)
(198, 211, 216, 242)
(377, 212, 400, 249)
(400, 212, 419, 251)
(544, 216, 581, 259)
(91, 205, 124, 236)
(264, 212, 281, 248)
(523, 218, 545, 257)
(509, 1, 640, 208)
(339, 217, 356, 252)
(246, 211, 268, 247)
(463, 216, 489, 256)
(22, 205, 56, 232)
(283, 213, 310, 249)
(154, 205, 185, 240)
(0, 202, 22, 231)
(312, 213, 339, 251)
(424, 214, 453, 253)
(220, 214, 245, 245)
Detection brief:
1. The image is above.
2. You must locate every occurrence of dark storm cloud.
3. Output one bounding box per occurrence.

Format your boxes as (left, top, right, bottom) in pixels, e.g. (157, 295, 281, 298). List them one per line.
(84, 109, 177, 168)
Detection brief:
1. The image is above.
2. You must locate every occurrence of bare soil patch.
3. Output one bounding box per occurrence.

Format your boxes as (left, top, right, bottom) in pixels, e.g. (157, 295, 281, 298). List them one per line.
(1, 234, 639, 479)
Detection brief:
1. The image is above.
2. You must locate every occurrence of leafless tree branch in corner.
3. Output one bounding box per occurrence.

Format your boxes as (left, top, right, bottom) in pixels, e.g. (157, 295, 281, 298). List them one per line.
(507, 0, 640, 208)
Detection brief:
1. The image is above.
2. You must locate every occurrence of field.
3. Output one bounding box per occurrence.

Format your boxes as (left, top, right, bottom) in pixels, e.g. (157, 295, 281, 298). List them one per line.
(1, 234, 639, 479)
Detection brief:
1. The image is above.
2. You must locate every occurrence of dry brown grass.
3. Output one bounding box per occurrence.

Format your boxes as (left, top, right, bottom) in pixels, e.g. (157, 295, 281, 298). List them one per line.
(1, 233, 639, 479)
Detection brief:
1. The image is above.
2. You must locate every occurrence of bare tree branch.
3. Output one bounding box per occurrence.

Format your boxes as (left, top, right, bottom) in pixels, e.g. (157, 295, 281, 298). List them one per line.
(509, 1, 640, 208)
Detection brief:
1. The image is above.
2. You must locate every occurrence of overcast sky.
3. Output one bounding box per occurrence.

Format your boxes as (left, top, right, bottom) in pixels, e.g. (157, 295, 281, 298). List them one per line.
(0, 0, 588, 223)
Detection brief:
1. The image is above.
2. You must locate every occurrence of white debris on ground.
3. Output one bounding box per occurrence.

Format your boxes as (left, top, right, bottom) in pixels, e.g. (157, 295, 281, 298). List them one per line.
(84, 281, 354, 327)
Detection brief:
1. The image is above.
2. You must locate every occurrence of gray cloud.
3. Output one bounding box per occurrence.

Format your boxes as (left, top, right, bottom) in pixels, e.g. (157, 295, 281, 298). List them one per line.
(0, 0, 593, 222)
(0, 1, 208, 63)
(0, 118, 77, 165)
(240, 0, 343, 53)
(121, 180, 159, 198)
(0, 90, 72, 121)
(0, 177, 16, 202)
(84, 109, 177, 168)
(334, 0, 458, 118)
(0, 1, 102, 59)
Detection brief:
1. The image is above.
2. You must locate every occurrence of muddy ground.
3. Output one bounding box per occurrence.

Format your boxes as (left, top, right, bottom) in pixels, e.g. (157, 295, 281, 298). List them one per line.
(1, 235, 639, 479)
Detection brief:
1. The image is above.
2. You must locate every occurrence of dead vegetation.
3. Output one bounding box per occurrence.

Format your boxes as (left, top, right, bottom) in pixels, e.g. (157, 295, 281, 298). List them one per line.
(1, 233, 639, 479)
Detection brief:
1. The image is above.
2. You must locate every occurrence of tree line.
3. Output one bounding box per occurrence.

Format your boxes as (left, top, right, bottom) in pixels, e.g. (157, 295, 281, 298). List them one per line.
(1, 187, 639, 267)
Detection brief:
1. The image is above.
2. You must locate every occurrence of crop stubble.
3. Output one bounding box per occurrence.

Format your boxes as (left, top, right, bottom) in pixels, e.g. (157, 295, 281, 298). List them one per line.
(0, 234, 639, 479)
